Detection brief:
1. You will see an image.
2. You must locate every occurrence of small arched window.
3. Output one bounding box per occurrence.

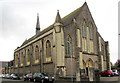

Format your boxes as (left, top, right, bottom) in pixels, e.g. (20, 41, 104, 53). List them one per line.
(46, 40, 51, 57)
(35, 45, 39, 60)
(65, 35, 72, 57)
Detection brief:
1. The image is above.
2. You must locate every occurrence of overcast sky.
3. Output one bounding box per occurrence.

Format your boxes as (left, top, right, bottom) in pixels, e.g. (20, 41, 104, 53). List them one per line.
(0, 0, 119, 64)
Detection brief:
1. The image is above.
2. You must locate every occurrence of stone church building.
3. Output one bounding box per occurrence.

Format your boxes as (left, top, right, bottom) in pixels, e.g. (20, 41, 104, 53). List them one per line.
(9, 2, 111, 80)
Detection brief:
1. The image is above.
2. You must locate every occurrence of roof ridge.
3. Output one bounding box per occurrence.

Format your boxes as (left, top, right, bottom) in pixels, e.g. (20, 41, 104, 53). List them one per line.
(39, 2, 85, 32)
(62, 7, 82, 20)
(20, 3, 85, 47)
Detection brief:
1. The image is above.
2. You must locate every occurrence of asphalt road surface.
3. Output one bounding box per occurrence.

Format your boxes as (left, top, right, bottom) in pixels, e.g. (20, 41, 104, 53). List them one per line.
(1, 77, 120, 83)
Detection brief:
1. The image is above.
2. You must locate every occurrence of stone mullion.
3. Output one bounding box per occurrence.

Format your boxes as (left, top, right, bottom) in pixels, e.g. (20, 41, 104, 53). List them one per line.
(35, 48, 36, 60)
(91, 41, 94, 53)
(82, 38, 84, 52)
(77, 29, 81, 48)
(26, 50, 28, 65)
(84, 38, 86, 52)
(86, 27, 89, 53)
(90, 40, 91, 53)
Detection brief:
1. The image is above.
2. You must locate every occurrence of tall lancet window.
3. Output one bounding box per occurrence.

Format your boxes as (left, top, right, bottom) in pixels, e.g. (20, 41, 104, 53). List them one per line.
(82, 21, 86, 38)
(15, 54, 18, 67)
(82, 20, 87, 52)
(46, 40, 51, 57)
(35, 45, 39, 60)
(21, 52, 23, 65)
(27, 49, 30, 62)
(66, 35, 72, 57)
(89, 24, 93, 40)
(89, 23, 94, 53)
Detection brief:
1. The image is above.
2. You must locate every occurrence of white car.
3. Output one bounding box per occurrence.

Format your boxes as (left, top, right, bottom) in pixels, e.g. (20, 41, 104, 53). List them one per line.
(6, 74, 11, 79)
(112, 70, 119, 76)
(2, 74, 6, 78)
(0, 74, 2, 78)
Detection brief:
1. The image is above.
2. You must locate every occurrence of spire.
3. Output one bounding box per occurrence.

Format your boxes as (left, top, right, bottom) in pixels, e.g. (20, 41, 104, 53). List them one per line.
(36, 13, 40, 34)
(55, 10, 62, 23)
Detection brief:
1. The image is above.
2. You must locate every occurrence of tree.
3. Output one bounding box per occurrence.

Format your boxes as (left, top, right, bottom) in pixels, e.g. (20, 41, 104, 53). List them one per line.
(111, 62, 116, 70)
(114, 59, 120, 71)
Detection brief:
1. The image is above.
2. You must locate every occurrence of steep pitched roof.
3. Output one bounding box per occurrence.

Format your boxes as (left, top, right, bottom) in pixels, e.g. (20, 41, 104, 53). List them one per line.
(63, 2, 87, 25)
(20, 2, 87, 47)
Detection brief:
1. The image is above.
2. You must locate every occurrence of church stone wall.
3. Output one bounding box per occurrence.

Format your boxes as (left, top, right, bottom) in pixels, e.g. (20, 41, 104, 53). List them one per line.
(65, 58, 76, 76)
(31, 65, 40, 73)
(44, 63, 54, 76)
(5, 3, 111, 81)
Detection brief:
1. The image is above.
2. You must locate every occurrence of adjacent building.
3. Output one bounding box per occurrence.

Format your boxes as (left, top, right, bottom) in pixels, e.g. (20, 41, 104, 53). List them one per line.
(6, 2, 111, 81)
(0, 61, 8, 74)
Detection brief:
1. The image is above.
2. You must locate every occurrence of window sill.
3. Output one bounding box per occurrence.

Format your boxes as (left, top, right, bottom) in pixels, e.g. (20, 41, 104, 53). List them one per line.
(43, 61, 53, 64)
(82, 52, 97, 55)
(19, 66, 23, 68)
(65, 56, 74, 58)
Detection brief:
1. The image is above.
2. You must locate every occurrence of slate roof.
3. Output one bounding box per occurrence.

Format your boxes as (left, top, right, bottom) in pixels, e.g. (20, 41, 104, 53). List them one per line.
(20, 2, 86, 47)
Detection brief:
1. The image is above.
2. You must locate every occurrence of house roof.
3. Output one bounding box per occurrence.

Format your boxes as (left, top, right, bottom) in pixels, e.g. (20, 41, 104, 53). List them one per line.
(20, 2, 87, 48)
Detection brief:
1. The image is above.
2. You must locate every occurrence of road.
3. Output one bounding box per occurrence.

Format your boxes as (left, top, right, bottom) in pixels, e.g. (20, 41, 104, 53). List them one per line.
(1, 77, 120, 83)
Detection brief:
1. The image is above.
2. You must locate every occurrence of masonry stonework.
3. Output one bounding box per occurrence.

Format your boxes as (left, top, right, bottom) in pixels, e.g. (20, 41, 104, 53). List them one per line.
(7, 2, 111, 81)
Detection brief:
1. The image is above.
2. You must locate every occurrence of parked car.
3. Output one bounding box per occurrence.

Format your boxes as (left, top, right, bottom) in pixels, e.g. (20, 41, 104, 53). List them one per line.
(24, 73, 33, 81)
(42, 73, 54, 83)
(33, 73, 42, 82)
(2, 74, 6, 78)
(100, 70, 114, 77)
(0, 74, 2, 78)
(112, 70, 119, 76)
(11, 74, 20, 80)
(33, 73, 54, 83)
(5, 74, 11, 79)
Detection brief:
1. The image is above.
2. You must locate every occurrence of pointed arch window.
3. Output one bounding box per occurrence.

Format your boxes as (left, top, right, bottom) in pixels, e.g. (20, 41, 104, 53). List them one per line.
(65, 35, 72, 57)
(46, 40, 51, 57)
(82, 21, 86, 38)
(15, 54, 18, 67)
(27, 49, 30, 62)
(35, 45, 39, 60)
(89, 24, 93, 40)
(21, 52, 23, 64)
